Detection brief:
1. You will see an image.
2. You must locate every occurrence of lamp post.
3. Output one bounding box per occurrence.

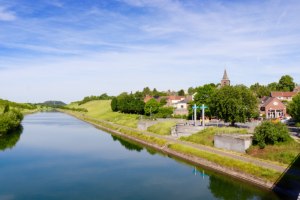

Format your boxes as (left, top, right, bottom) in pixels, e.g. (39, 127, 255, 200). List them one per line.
(150, 107, 152, 121)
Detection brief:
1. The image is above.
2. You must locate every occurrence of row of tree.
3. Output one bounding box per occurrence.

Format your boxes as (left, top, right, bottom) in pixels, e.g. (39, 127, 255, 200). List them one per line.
(250, 75, 297, 94)
(75, 93, 114, 105)
(59, 106, 88, 113)
(111, 96, 145, 114)
(0, 99, 37, 110)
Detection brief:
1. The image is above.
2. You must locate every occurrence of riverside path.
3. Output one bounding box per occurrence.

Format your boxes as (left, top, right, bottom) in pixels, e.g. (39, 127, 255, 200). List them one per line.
(78, 114, 300, 178)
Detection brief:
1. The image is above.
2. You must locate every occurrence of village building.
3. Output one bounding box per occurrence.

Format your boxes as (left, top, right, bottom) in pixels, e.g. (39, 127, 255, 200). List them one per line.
(259, 97, 286, 118)
(294, 86, 300, 93)
(270, 91, 298, 101)
(217, 70, 230, 89)
(174, 99, 189, 116)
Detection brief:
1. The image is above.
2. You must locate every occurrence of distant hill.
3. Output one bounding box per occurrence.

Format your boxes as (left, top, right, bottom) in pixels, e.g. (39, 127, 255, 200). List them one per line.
(36, 101, 66, 106)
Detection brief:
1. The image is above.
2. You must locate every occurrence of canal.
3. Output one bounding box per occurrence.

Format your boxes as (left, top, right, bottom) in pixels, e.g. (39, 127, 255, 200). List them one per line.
(0, 111, 288, 199)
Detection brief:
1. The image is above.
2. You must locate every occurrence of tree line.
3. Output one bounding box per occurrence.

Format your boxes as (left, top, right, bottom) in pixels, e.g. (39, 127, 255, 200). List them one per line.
(0, 99, 37, 110)
(75, 93, 114, 106)
(0, 101, 24, 134)
(59, 106, 88, 113)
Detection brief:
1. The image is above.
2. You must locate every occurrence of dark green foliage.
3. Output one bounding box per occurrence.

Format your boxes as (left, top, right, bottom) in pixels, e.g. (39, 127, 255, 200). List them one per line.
(277, 75, 295, 92)
(178, 89, 185, 96)
(0, 109, 23, 134)
(287, 93, 300, 122)
(144, 98, 160, 116)
(0, 99, 37, 110)
(256, 85, 270, 98)
(188, 87, 195, 95)
(115, 95, 145, 114)
(59, 106, 88, 113)
(0, 126, 23, 151)
(77, 93, 114, 105)
(253, 121, 291, 149)
(267, 82, 278, 91)
(160, 98, 167, 106)
(210, 85, 259, 126)
(153, 107, 173, 118)
(111, 97, 118, 111)
(250, 82, 261, 92)
(3, 104, 9, 113)
(193, 84, 215, 119)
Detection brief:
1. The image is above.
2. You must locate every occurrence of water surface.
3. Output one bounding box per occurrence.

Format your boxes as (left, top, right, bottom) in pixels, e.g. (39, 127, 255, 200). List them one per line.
(0, 111, 288, 199)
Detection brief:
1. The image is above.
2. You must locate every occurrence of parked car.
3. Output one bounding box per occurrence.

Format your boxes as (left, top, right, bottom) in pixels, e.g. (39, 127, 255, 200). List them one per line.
(280, 117, 289, 123)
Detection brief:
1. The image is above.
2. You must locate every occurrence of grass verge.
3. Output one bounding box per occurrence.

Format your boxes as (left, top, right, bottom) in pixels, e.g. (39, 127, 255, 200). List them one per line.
(169, 143, 290, 183)
(147, 121, 178, 135)
(179, 127, 249, 147)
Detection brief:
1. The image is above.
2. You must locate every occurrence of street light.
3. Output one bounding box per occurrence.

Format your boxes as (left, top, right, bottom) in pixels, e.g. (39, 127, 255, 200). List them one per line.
(150, 107, 152, 121)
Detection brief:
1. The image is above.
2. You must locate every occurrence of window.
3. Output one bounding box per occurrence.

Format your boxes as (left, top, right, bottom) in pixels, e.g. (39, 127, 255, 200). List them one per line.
(181, 105, 183, 108)
(224, 82, 226, 85)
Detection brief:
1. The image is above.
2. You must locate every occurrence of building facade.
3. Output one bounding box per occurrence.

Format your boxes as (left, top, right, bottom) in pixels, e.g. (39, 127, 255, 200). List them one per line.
(259, 97, 286, 118)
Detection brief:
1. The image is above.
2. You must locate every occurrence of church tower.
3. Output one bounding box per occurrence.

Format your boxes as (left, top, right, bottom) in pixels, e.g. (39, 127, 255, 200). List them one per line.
(221, 70, 230, 86)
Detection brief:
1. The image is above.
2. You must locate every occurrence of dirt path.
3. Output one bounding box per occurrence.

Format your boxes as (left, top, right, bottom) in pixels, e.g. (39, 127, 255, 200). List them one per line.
(79, 114, 300, 177)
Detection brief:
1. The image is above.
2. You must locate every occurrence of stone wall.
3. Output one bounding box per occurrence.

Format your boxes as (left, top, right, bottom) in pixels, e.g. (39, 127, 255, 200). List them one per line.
(214, 135, 252, 153)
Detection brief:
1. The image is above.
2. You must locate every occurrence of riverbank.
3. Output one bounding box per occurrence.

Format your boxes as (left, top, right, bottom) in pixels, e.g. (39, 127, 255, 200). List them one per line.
(59, 109, 300, 198)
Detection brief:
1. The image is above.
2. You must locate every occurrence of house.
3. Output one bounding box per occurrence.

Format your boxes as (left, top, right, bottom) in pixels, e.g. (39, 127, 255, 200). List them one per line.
(270, 91, 298, 101)
(294, 86, 300, 93)
(143, 95, 186, 107)
(259, 97, 286, 118)
(174, 99, 189, 116)
(143, 95, 160, 103)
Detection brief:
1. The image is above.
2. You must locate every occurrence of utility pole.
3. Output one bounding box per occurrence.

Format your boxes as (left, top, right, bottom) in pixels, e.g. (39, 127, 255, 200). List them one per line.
(150, 107, 152, 121)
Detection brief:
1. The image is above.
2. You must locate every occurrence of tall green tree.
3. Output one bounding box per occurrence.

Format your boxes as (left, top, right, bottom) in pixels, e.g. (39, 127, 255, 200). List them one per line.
(144, 98, 160, 116)
(178, 89, 185, 96)
(142, 87, 151, 97)
(160, 98, 167, 106)
(135, 98, 145, 114)
(111, 97, 118, 112)
(287, 93, 300, 122)
(193, 84, 215, 119)
(256, 86, 270, 98)
(188, 87, 195, 95)
(277, 75, 295, 92)
(250, 83, 261, 92)
(267, 82, 278, 91)
(210, 85, 259, 126)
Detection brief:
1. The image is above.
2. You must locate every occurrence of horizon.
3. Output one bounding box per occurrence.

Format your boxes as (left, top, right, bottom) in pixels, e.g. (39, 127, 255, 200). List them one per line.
(0, 0, 299, 104)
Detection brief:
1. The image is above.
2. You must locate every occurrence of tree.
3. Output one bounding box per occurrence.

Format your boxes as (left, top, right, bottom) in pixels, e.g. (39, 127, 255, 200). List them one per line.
(135, 98, 145, 114)
(142, 87, 151, 97)
(288, 93, 300, 122)
(253, 120, 291, 149)
(160, 98, 167, 106)
(153, 88, 158, 94)
(210, 85, 259, 126)
(277, 75, 295, 92)
(117, 92, 128, 101)
(256, 86, 270, 98)
(144, 98, 160, 116)
(178, 89, 185, 96)
(111, 97, 118, 112)
(188, 87, 195, 95)
(250, 82, 261, 92)
(134, 91, 143, 99)
(209, 83, 216, 88)
(267, 82, 278, 91)
(193, 84, 215, 119)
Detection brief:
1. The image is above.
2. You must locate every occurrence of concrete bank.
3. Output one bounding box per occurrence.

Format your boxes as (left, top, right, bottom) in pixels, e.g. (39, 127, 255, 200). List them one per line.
(59, 110, 298, 197)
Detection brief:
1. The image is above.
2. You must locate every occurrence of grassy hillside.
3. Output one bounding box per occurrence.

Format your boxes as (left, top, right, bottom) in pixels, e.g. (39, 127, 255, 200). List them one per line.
(147, 121, 178, 135)
(66, 100, 139, 128)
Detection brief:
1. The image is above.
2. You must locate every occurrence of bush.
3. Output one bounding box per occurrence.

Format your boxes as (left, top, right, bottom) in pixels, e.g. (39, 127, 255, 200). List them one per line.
(253, 120, 291, 149)
(0, 109, 23, 134)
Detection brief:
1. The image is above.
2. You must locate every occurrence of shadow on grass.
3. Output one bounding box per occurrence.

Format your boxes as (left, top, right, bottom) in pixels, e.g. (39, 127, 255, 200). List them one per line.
(273, 152, 300, 199)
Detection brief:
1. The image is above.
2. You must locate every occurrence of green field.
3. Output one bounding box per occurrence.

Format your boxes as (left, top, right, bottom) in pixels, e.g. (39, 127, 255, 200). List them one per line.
(147, 121, 178, 135)
(66, 100, 139, 128)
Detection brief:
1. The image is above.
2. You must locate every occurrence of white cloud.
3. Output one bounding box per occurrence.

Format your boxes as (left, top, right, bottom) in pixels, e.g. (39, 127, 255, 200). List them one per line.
(0, 6, 16, 21)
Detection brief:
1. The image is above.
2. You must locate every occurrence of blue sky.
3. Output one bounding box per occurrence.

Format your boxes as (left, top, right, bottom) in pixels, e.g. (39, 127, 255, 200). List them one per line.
(0, 0, 299, 103)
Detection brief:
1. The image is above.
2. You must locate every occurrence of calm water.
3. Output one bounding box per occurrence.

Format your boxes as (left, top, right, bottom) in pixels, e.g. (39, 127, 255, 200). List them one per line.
(0, 111, 287, 199)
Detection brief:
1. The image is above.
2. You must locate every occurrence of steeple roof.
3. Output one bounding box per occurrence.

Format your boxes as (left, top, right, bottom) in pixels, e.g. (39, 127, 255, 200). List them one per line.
(222, 69, 229, 80)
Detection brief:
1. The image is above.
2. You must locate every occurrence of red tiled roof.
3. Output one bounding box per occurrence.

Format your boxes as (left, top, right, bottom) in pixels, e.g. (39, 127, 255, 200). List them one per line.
(271, 91, 297, 97)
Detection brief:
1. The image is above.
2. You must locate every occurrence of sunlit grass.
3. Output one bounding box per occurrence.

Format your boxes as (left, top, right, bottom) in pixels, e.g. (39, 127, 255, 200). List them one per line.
(147, 121, 178, 135)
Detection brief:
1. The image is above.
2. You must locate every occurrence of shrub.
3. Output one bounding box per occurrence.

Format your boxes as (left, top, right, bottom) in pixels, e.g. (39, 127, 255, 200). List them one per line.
(253, 120, 291, 149)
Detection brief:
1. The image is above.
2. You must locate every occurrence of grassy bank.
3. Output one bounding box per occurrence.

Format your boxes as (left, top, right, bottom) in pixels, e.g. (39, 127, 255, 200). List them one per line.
(67, 101, 139, 128)
(147, 121, 178, 135)
(169, 143, 287, 183)
(179, 127, 249, 147)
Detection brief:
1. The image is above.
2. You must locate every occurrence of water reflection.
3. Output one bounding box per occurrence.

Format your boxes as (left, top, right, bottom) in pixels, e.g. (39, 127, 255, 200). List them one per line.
(0, 126, 23, 151)
(111, 135, 144, 152)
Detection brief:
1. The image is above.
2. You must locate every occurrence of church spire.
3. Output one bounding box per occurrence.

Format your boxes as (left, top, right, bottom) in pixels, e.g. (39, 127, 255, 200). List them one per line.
(222, 69, 229, 80)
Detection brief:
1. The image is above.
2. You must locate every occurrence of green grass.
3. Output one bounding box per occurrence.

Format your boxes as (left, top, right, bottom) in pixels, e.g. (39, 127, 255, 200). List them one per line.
(179, 127, 249, 147)
(247, 139, 300, 170)
(147, 121, 178, 135)
(119, 128, 168, 146)
(66, 100, 139, 128)
(169, 143, 285, 183)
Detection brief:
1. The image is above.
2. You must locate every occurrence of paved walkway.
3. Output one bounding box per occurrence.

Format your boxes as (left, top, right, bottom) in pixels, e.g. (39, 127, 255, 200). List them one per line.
(81, 114, 300, 177)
